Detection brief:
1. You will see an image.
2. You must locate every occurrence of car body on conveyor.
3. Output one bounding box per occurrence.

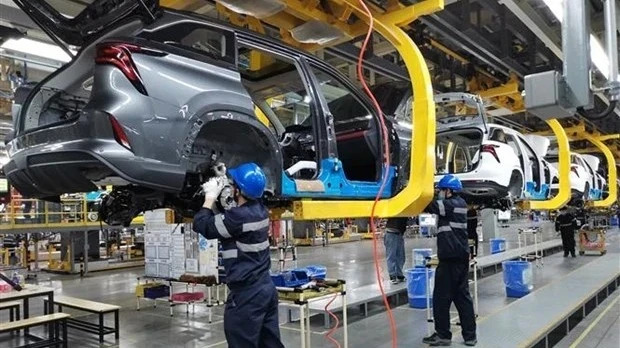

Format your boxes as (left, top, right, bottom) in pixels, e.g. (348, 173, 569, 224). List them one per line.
(376, 82, 557, 204)
(4, 0, 404, 225)
(548, 152, 597, 201)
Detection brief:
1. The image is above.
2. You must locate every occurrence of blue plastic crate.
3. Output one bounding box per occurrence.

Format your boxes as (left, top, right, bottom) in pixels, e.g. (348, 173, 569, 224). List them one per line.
(271, 270, 309, 287)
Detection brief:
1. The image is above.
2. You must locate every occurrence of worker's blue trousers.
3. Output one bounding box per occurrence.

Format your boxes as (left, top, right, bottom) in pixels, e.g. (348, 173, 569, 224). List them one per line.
(224, 277, 284, 348)
(384, 232, 405, 278)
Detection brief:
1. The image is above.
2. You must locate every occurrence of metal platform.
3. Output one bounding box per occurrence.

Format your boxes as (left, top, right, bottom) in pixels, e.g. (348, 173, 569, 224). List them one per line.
(477, 254, 620, 348)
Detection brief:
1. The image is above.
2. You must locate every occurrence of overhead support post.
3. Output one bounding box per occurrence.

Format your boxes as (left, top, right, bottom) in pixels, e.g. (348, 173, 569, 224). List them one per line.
(604, 0, 620, 100)
(563, 0, 593, 108)
(522, 119, 571, 211)
(293, 0, 444, 220)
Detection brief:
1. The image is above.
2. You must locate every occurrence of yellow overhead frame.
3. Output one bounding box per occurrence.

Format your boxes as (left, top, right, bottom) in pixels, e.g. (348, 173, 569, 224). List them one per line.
(521, 119, 571, 211)
(290, 0, 443, 220)
(534, 121, 619, 208)
(577, 133, 618, 208)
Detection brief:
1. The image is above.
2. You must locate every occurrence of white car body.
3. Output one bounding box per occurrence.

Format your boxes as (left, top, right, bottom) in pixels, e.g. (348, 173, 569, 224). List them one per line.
(549, 152, 595, 198)
(433, 122, 553, 201)
(386, 90, 555, 202)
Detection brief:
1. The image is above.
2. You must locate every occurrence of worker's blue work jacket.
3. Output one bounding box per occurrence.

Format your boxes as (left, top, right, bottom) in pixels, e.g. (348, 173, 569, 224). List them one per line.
(425, 195, 470, 262)
(193, 200, 271, 289)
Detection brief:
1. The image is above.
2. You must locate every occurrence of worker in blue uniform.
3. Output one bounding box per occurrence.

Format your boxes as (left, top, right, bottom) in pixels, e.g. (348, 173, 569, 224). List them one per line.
(422, 175, 477, 347)
(193, 163, 284, 348)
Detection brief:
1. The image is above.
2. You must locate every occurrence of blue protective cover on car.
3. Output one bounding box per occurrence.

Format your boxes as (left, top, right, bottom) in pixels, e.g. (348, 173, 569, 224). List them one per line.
(524, 182, 549, 200)
(589, 188, 602, 200)
(281, 158, 395, 198)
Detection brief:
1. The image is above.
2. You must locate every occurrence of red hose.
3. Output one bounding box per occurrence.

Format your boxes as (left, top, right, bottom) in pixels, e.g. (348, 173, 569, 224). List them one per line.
(356, 1, 398, 348)
(324, 293, 341, 348)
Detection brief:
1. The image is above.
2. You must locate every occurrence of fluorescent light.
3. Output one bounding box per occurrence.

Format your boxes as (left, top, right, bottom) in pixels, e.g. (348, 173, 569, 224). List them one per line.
(541, 0, 618, 80)
(1, 38, 75, 63)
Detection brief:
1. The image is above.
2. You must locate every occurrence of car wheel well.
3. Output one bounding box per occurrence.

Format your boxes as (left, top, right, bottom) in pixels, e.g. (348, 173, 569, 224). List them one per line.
(508, 170, 523, 199)
(189, 117, 281, 194)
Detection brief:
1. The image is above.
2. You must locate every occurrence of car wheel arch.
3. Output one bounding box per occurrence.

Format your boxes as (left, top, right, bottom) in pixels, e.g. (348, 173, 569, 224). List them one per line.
(180, 109, 283, 195)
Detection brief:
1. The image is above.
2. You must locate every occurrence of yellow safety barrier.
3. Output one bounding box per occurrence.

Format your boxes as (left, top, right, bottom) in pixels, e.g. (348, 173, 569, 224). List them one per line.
(291, 0, 442, 219)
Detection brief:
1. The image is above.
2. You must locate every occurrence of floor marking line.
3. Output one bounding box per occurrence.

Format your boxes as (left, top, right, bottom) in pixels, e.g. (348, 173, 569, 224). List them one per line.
(569, 295, 619, 348)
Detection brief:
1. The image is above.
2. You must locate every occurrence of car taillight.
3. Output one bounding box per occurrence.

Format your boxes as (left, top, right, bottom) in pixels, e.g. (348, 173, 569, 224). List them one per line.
(481, 144, 500, 163)
(109, 115, 132, 150)
(95, 43, 147, 95)
(571, 165, 580, 177)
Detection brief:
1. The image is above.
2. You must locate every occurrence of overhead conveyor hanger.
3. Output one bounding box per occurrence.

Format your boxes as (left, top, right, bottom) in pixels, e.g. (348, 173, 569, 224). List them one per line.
(519, 119, 572, 211)
(285, 0, 442, 220)
(535, 122, 619, 209)
(567, 126, 619, 208)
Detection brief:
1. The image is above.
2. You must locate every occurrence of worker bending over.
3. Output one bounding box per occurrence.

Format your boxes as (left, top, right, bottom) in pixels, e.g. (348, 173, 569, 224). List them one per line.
(422, 175, 477, 347)
(555, 206, 578, 257)
(193, 163, 284, 348)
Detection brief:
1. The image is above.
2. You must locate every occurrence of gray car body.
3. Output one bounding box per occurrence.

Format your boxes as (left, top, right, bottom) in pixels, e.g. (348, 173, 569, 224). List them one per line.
(5, 3, 395, 224)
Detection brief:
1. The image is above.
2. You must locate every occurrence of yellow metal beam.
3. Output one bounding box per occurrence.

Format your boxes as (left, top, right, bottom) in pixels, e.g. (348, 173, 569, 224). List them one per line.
(292, 0, 441, 219)
(525, 119, 571, 210)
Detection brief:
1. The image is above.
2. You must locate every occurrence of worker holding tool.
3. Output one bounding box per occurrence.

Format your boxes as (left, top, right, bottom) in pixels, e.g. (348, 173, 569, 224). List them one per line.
(384, 217, 408, 284)
(422, 174, 477, 347)
(555, 206, 578, 257)
(193, 162, 284, 348)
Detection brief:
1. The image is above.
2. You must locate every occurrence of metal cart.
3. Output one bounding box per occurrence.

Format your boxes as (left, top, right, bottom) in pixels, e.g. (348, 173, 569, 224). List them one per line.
(578, 227, 607, 255)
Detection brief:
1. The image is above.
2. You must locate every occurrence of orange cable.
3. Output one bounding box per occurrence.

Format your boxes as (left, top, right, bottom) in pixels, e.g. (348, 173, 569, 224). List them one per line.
(356, 1, 398, 348)
(324, 292, 341, 348)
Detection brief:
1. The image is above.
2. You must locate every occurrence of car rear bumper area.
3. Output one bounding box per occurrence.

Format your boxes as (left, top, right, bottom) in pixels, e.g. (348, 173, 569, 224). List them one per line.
(4, 137, 185, 198)
(459, 180, 508, 201)
(4, 151, 104, 198)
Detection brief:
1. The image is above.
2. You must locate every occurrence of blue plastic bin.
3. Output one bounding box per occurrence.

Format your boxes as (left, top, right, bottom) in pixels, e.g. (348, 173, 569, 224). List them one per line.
(144, 285, 170, 299)
(490, 238, 506, 254)
(502, 261, 533, 298)
(420, 226, 430, 237)
(271, 270, 309, 287)
(407, 268, 434, 308)
(296, 265, 327, 279)
(610, 216, 618, 226)
(412, 248, 433, 268)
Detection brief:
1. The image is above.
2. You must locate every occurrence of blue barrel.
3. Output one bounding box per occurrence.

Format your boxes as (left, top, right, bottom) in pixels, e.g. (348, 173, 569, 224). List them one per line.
(407, 268, 434, 308)
(412, 248, 433, 268)
(502, 261, 533, 298)
(611, 216, 619, 226)
(490, 238, 506, 254)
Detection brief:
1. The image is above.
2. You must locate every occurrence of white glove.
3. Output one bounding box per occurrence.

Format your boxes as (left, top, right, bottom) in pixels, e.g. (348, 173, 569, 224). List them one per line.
(202, 177, 226, 201)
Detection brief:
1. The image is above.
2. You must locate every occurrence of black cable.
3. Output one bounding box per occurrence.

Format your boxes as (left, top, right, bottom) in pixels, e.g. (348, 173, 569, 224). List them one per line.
(577, 100, 617, 120)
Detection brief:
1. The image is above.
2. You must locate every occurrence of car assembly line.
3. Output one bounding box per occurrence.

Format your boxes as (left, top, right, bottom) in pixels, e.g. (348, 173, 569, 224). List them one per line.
(0, 1, 619, 348)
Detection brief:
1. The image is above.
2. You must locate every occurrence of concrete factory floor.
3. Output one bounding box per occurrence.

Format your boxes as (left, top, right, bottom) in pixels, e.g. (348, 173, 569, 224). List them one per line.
(1, 219, 618, 348)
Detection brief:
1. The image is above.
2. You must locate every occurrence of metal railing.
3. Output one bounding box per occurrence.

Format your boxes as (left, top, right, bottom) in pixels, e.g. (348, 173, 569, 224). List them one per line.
(0, 196, 143, 231)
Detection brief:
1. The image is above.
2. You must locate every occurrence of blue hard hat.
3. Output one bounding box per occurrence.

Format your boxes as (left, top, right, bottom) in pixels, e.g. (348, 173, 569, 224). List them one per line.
(437, 174, 462, 192)
(228, 162, 267, 199)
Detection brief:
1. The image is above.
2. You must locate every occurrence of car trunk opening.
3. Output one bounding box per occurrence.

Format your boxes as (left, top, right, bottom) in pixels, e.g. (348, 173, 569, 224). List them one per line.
(436, 128, 483, 174)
